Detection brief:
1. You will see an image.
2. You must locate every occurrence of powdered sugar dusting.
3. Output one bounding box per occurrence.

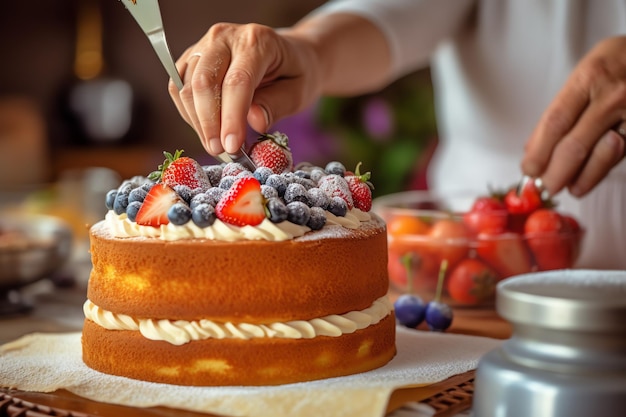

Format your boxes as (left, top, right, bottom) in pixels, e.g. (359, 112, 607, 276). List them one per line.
(296, 215, 385, 241)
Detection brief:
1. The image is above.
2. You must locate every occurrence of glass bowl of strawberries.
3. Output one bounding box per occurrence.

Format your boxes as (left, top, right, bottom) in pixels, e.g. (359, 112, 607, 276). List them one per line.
(373, 183, 584, 308)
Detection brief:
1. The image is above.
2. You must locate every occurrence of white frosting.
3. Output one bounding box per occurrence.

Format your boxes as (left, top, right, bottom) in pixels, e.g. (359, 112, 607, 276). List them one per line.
(83, 297, 393, 346)
(105, 208, 371, 242)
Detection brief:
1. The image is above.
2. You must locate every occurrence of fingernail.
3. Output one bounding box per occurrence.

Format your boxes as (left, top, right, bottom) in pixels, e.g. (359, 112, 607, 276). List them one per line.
(208, 137, 222, 154)
(260, 105, 270, 127)
(607, 131, 625, 153)
(225, 134, 238, 153)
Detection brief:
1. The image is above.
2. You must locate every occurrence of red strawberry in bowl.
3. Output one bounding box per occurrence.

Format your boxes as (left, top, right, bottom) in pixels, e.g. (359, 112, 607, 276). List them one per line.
(249, 132, 293, 174)
(150, 150, 211, 190)
(463, 196, 508, 235)
(216, 177, 267, 226)
(524, 208, 574, 270)
(476, 231, 533, 278)
(345, 162, 373, 212)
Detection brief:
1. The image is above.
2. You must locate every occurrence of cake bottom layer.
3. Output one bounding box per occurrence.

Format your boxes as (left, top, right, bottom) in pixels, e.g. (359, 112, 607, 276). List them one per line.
(81, 314, 397, 386)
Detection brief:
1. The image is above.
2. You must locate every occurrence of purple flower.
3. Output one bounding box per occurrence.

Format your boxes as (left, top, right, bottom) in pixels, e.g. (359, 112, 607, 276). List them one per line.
(362, 97, 394, 141)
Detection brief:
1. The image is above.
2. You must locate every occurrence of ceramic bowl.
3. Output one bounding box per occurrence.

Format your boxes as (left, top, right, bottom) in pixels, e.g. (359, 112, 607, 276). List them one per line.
(0, 213, 73, 291)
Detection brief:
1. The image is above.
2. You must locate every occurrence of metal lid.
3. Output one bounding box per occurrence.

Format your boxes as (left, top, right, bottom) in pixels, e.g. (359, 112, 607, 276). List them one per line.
(496, 269, 626, 332)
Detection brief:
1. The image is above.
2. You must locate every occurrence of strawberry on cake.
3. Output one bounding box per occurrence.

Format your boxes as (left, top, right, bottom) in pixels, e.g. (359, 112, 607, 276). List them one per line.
(82, 132, 396, 386)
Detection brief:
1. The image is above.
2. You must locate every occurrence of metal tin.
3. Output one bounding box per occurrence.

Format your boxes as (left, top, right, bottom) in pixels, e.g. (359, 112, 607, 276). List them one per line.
(473, 269, 626, 417)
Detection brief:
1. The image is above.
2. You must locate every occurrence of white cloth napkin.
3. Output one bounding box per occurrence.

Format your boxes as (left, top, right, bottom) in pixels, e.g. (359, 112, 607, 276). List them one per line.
(0, 326, 501, 417)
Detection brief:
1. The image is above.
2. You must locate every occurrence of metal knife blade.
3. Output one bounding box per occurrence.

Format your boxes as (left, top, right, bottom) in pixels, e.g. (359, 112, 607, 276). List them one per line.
(118, 0, 255, 170)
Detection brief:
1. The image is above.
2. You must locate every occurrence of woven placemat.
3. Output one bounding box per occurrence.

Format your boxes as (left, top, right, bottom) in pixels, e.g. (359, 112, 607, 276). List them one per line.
(1, 370, 474, 417)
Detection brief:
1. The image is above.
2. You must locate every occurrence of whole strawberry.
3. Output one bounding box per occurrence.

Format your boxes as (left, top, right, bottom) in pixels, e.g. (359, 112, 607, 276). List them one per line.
(249, 132, 293, 174)
(345, 162, 373, 212)
(318, 174, 354, 210)
(150, 150, 211, 190)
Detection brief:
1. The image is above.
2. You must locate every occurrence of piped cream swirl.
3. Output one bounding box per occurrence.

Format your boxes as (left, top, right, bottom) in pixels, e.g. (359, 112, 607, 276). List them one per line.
(105, 208, 370, 242)
(83, 296, 393, 346)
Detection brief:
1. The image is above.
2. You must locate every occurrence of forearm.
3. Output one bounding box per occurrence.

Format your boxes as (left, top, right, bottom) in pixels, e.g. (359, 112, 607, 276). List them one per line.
(286, 12, 393, 96)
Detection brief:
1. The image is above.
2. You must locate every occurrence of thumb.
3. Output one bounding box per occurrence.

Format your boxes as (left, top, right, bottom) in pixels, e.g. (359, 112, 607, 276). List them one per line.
(247, 78, 318, 133)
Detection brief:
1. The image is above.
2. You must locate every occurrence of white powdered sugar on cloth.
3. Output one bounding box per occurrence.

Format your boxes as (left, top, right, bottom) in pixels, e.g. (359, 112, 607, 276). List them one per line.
(0, 326, 501, 417)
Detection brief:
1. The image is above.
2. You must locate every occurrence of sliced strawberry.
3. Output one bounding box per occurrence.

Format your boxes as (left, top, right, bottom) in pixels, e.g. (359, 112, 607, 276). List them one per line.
(249, 132, 293, 174)
(150, 150, 211, 190)
(476, 232, 533, 278)
(345, 162, 373, 212)
(135, 184, 181, 227)
(215, 177, 266, 226)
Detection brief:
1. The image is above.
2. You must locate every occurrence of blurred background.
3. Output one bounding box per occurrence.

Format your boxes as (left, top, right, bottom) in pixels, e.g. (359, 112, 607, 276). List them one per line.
(0, 0, 437, 222)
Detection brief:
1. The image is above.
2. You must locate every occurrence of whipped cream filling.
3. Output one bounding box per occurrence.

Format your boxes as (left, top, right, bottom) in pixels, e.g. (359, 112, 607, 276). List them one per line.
(84, 296, 393, 346)
(105, 208, 371, 242)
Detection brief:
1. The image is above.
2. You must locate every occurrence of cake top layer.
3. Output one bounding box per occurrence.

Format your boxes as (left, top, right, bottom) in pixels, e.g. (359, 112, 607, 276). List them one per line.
(100, 132, 378, 242)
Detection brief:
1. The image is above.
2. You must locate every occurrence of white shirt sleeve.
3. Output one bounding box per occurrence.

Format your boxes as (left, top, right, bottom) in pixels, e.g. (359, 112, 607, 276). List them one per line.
(309, 0, 626, 270)
(309, 0, 476, 79)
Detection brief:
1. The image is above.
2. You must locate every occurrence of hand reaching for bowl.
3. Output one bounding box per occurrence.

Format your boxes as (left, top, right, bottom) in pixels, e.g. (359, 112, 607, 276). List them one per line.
(522, 36, 626, 198)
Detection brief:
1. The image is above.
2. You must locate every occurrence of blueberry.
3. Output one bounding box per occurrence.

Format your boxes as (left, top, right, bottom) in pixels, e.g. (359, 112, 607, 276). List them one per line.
(128, 175, 150, 187)
(394, 294, 427, 328)
(266, 197, 288, 223)
(424, 301, 453, 332)
(113, 190, 130, 215)
(191, 203, 216, 228)
(118, 182, 134, 194)
(203, 165, 223, 187)
(173, 185, 193, 204)
(307, 187, 330, 209)
(128, 187, 147, 204)
(167, 202, 192, 225)
(306, 207, 327, 230)
(287, 201, 311, 225)
(310, 167, 327, 183)
(328, 196, 348, 217)
(295, 176, 316, 190)
(141, 182, 155, 192)
(105, 189, 118, 210)
(219, 176, 236, 190)
(253, 166, 274, 185)
(261, 184, 278, 199)
(293, 170, 311, 179)
(190, 193, 210, 210)
(284, 183, 309, 205)
(235, 170, 254, 179)
(325, 161, 346, 176)
(265, 174, 288, 197)
(205, 187, 225, 206)
(126, 201, 142, 222)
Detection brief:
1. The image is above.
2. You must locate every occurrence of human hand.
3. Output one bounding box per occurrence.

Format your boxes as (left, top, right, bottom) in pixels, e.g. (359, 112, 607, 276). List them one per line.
(522, 36, 626, 197)
(169, 23, 322, 156)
